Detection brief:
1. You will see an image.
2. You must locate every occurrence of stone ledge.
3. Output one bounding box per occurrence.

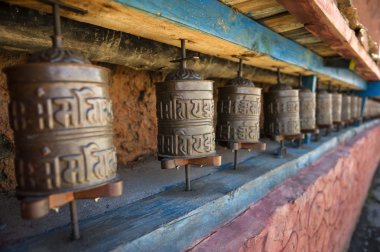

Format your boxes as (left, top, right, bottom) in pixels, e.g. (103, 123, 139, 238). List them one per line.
(3, 120, 380, 252)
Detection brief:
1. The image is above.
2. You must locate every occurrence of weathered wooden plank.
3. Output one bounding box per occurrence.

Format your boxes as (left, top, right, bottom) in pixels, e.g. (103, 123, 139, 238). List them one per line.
(0, 3, 298, 85)
(277, 0, 380, 81)
(3, 0, 367, 89)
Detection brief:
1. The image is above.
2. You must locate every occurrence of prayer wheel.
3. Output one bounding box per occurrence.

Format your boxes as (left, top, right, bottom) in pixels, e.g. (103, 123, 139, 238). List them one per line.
(351, 95, 358, 120)
(264, 73, 300, 137)
(216, 60, 261, 144)
(342, 94, 352, 122)
(5, 8, 117, 198)
(332, 91, 342, 123)
(316, 90, 333, 127)
(156, 40, 216, 159)
(299, 87, 316, 131)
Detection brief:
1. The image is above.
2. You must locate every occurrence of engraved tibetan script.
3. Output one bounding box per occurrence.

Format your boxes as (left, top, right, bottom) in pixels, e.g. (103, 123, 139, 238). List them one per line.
(158, 97, 214, 120)
(16, 143, 117, 190)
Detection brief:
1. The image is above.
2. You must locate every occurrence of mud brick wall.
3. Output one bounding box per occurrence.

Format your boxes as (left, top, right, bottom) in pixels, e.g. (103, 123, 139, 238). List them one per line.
(0, 49, 164, 191)
(189, 125, 380, 252)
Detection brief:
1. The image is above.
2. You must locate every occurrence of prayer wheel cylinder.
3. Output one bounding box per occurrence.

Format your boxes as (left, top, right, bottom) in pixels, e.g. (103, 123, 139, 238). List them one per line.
(156, 69, 216, 158)
(356, 97, 362, 119)
(332, 92, 342, 123)
(316, 90, 333, 127)
(351, 95, 358, 120)
(299, 88, 316, 131)
(342, 94, 351, 122)
(5, 48, 117, 196)
(264, 84, 300, 137)
(216, 77, 261, 143)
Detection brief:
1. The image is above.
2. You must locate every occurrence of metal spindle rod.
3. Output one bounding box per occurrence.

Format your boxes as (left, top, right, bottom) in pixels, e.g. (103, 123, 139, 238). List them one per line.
(70, 200, 80, 240)
(233, 150, 238, 170)
(185, 164, 191, 191)
(52, 3, 63, 48)
(277, 68, 281, 84)
(181, 39, 186, 69)
(237, 58, 243, 78)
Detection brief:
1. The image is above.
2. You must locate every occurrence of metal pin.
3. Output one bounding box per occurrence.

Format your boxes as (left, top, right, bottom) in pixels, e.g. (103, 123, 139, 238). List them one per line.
(70, 200, 80, 240)
(53, 207, 59, 213)
(185, 164, 191, 191)
(94, 197, 100, 203)
(176, 165, 180, 170)
(234, 150, 238, 170)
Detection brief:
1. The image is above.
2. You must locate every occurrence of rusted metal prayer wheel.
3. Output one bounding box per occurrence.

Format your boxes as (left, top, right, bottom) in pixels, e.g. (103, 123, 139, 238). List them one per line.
(332, 91, 342, 123)
(264, 79, 300, 137)
(156, 42, 215, 159)
(216, 64, 261, 144)
(341, 94, 351, 122)
(351, 95, 358, 120)
(299, 87, 316, 131)
(5, 15, 117, 198)
(316, 90, 333, 127)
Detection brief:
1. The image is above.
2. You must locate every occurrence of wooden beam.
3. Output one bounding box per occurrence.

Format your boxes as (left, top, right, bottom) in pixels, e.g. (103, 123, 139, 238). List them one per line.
(277, 0, 380, 81)
(2, 0, 367, 89)
(357, 81, 380, 97)
(0, 3, 298, 85)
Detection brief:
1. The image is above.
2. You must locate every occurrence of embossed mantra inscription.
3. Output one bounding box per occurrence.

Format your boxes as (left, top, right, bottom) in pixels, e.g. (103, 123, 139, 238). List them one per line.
(156, 81, 216, 158)
(351, 96, 358, 120)
(264, 88, 301, 136)
(332, 93, 342, 123)
(342, 94, 351, 122)
(5, 64, 117, 195)
(217, 86, 261, 143)
(317, 91, 333, 126)
(299, 89, 316, 131)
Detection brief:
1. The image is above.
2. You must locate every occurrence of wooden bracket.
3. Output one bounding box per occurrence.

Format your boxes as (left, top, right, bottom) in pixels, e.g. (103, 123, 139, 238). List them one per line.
(219, 142, 266, 151)
(18, 180, 123, 220)
(301, 129, 320, 134)
(274, 133, 304, 142)
(160, 155, 222, 170)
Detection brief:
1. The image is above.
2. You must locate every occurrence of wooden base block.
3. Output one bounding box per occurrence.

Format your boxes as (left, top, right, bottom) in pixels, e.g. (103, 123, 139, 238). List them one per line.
(219, 142, 266, 151)
(301, 129, 319, 134)
(274, 133, 304, 142)
(19, 180, 123, 220)
(160, 155, 222, 170)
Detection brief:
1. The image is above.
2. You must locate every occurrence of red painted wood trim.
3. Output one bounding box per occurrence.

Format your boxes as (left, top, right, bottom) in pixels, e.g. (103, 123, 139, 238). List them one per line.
(277, 0, 380, 81)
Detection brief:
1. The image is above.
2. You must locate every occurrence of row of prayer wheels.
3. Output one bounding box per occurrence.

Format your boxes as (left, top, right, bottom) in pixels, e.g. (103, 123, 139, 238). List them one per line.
(264, 72, 363, 139)
(364, 99, 380, 119)
(3, 1, 379, 242)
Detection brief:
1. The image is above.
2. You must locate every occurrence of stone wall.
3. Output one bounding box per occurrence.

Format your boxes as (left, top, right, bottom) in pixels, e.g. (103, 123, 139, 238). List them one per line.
(189, 125, 380, 252)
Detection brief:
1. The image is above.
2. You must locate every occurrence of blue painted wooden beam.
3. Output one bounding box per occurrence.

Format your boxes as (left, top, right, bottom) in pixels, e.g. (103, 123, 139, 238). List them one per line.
(115, 0, 367, 89)
(302, 75, 318, 92)
(357, 81, 380, 97)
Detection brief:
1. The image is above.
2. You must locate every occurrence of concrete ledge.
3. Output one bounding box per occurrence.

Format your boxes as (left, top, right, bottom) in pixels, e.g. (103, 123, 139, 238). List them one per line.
(2, 120, 380, 252)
